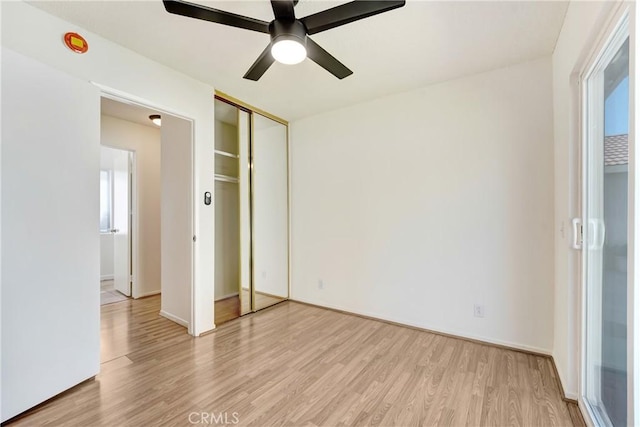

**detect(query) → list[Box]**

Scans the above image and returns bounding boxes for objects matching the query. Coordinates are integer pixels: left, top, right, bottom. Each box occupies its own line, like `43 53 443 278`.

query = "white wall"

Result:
101 115 161 297
551 0 614 398
290 57 555 353
1 1 215 335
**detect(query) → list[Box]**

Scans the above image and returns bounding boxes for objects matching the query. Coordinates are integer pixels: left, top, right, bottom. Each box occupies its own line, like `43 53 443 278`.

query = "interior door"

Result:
1 48 101 422
112 149 132 296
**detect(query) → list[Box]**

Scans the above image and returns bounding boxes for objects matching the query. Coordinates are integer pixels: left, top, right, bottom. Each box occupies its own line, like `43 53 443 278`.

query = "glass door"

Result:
582 17 630 427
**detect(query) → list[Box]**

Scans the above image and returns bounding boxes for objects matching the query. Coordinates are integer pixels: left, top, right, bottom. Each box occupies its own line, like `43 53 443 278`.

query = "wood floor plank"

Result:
7 296 580 426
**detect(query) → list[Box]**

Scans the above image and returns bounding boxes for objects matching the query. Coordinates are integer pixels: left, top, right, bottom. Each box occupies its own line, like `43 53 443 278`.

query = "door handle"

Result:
110 228 120 233
572 218 582 250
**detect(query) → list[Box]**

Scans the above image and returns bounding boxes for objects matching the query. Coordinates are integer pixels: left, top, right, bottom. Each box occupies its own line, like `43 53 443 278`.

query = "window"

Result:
100 169 112 233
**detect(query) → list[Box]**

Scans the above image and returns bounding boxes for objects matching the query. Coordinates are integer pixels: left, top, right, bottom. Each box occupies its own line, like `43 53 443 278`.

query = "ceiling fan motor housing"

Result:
269 20 307 48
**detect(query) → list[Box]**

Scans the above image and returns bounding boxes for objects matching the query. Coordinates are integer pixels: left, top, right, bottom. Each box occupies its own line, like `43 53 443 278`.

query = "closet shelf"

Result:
215 149 239 159
215 174 239 184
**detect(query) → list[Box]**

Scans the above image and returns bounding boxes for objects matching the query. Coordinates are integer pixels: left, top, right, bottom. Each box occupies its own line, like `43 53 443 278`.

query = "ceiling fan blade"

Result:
306 38 353 79
163 0 270 34
301 0 405 35
270 0 296 20
243 44 276 81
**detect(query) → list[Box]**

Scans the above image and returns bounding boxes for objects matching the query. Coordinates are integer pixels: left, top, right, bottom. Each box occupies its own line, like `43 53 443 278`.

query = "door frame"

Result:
576 3 637 426
95 83 197 335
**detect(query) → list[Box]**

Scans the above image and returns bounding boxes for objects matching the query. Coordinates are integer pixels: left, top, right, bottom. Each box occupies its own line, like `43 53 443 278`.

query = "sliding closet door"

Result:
252 113 289 310
238 110 252 315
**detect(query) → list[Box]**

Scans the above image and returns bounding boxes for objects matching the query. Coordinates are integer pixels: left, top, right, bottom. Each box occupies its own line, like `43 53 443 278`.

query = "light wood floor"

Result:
214 289 287 326
215 295 241 325
9 296 583 426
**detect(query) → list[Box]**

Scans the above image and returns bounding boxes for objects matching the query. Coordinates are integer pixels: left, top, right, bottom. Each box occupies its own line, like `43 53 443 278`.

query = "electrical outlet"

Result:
474 304 485 318
318 279 324 290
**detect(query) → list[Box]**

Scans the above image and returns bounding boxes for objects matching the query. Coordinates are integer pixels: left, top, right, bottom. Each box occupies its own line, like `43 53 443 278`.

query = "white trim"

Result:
580 399 597 427
629 3 639 425
135 290 160 299
93 83 194 122
214 292 239 302
159 310 189 328
287 120 292 303
100 275 114 281
556 370 580 401
291 297 552 356
577 3 629 84
189 105 196 337
130 151 139 301
566 391 580 401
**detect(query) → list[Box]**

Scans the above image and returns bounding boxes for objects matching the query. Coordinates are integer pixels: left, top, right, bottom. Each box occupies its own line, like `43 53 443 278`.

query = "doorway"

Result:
100 146 134 305
100 97 162 305
98 95 194 333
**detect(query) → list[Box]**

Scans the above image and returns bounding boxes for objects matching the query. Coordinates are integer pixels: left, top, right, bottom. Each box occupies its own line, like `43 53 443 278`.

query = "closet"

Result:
213 94 289 325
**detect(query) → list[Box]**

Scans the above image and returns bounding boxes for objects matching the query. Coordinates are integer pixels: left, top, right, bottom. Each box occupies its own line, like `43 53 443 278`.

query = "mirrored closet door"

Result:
252 113 289 311
213 95 289 325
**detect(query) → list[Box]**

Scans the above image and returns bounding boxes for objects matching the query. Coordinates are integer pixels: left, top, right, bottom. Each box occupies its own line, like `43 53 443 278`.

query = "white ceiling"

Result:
30 0 569 121
101 97 162 128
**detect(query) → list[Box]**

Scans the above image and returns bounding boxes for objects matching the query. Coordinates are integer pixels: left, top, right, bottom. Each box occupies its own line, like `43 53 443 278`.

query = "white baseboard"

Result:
135 290 160 299
214 292 239 302
290 297 552 356
100 275 114 281
565 391 579 401
552 358 579 401
159 310 189 329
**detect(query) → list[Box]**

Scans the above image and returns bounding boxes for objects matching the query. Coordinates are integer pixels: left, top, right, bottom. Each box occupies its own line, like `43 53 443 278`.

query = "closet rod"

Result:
214 174 239 184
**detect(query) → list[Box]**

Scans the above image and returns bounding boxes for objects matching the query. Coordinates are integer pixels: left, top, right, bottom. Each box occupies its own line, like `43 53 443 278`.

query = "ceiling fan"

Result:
163 0 406 81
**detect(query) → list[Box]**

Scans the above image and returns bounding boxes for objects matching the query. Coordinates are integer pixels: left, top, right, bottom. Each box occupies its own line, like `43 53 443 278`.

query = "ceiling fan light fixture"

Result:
149 114 161 126
163 0 406 80
271 37 306 65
